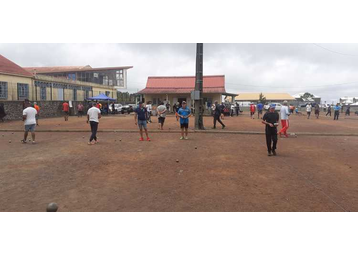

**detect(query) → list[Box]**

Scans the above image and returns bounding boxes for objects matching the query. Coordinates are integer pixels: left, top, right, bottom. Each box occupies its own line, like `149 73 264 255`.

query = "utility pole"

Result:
194 43 205 130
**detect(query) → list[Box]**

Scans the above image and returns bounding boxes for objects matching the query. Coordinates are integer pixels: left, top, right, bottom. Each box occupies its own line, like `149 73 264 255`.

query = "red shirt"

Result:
62 102 69 112
250 105 256 112
34 105 40 113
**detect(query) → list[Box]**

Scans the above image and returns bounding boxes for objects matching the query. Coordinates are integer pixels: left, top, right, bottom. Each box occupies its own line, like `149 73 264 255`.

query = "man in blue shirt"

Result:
177 101 191 140
134 102 151 141
257 102 264 119
333 103 341 120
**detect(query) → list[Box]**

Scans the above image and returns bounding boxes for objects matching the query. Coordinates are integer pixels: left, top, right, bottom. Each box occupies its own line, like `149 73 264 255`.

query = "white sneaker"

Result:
184 137 189 140
180 137 184 140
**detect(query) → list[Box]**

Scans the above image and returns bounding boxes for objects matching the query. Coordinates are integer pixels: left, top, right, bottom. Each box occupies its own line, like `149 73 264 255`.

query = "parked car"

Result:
121 104 134 114
264 103 283 111
111 104 122 113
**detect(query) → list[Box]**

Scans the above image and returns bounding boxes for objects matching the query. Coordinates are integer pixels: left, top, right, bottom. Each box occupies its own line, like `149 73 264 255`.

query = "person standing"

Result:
87 103 101 145
230 103 235 117
22 99 37 144
306 103 312 119
334 103 341 120
212 101 225 129
250 103 256 119
62 101 69 121
314 104 320 119
166 102 170 112
156 102 167 130
235 102 240 116
278 100 290 138
77 103 84 117
257 102 263 119
135 102 150 141
177 101 191 140
262 105 280 156
326 105 332 116
111 102 116 114
33 102 40 126
146 102 152 123
0 103 6 122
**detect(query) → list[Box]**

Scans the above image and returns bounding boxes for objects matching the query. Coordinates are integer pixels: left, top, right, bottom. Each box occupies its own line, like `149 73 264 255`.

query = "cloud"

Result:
1 43 358 102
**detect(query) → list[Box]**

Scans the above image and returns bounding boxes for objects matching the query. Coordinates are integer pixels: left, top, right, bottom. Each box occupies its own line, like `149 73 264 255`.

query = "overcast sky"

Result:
1 43 358 103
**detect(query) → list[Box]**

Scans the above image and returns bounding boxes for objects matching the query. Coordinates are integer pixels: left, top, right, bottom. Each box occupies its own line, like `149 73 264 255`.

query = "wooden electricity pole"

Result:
194 43 205 130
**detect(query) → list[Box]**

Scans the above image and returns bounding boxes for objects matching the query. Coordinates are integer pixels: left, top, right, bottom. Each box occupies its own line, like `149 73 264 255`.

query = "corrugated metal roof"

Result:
235 93 295 101
138 75 226 94
24 65 133 74
0 55 33 77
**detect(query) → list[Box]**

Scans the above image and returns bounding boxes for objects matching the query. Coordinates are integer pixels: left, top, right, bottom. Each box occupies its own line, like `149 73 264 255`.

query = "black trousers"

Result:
235 109 239 116
213 115 225 128
326 110 331 116
334 111 339 120
266 132 277 152
90 121 98 142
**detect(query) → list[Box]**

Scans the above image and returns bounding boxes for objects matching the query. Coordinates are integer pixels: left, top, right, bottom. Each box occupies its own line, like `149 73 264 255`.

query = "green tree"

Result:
301 92 314 100
259 92 267 104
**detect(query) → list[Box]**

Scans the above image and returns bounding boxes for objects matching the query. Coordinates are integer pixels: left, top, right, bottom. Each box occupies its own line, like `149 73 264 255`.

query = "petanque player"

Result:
314 104 320 119
135 102 151 141
326 104 332 116
278 100 290 138
250 103 256 119
257 102 264 119
212 100 225 129
262 104 279 156
33 102 40 126
62 101 69 121
333 103 341 120
156 101 167 130
87 102 101 145
22 99 37 144
306 103 312 119
178 101 191 140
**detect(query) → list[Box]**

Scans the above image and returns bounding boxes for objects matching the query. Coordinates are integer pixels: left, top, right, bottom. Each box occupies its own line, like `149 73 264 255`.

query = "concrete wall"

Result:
1 101 91 120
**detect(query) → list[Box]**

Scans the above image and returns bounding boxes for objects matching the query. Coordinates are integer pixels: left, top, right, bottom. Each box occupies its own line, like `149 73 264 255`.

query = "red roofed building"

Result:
138 75 236 110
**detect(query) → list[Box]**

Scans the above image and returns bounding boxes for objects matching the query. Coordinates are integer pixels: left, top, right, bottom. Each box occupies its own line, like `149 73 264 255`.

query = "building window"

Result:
105 91 110 96
85 90 89 99
40 87 47 100
58 88 64 100
73 89 77 101
0 81 8 99
17 83 29 100
103 76 108 85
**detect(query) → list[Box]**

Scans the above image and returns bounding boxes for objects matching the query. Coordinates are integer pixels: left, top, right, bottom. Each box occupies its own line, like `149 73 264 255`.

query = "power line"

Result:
312 43 358 57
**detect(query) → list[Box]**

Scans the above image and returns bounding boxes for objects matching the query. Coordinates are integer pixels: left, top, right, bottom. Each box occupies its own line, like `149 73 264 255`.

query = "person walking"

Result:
212 101 225 129
250 103 256 119
22 99 37 144
0 103 6 122
278 101 290 138
257 102 263 119
135 102 150 141
345 105 351 116
235 102 240 116
314 104 320 119
156 102 167 130
306 103 312 119
77 103 84 117
177 101 191 140
334 103 341 120
33 102 40 126
262 104 280 156
326 105 332 116
87 102 101 145
62 101 69 121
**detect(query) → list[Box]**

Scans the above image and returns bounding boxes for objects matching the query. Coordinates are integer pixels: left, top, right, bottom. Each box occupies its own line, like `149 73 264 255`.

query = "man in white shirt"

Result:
156 102 167 130
22 99 37 144
306 103 312 119
146 102 152 123
87 102 102 145
278 101 290 138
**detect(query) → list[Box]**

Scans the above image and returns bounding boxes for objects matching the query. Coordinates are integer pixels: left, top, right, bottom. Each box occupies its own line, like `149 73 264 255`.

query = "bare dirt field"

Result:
0 112 357 212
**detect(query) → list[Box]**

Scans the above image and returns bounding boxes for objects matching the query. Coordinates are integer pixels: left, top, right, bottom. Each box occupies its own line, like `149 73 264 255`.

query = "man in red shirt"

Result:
250 103 256 119
62 101 69 121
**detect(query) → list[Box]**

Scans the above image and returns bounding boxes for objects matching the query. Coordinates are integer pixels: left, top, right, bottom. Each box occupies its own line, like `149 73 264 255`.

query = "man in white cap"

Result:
278 100 290 138
262 104 280 156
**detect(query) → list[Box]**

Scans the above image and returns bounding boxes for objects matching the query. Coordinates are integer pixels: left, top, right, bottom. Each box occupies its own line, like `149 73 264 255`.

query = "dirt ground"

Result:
0 112 357 212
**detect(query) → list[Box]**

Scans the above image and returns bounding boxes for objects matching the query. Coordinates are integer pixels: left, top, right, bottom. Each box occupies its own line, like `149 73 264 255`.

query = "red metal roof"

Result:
138 75 226 94
0 55 33 77
24 65 133 74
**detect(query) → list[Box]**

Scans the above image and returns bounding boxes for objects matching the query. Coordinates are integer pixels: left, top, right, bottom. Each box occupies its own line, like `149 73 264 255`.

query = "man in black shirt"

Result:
262 104 280 156
212 101 226 129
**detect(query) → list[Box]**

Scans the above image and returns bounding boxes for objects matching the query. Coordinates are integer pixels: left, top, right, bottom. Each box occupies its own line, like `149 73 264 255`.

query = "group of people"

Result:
306 103 342 120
